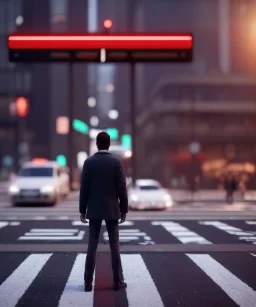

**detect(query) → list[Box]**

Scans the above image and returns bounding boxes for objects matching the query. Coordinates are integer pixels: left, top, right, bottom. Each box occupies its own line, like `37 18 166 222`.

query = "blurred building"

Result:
1 0 256 189
135 0 256 189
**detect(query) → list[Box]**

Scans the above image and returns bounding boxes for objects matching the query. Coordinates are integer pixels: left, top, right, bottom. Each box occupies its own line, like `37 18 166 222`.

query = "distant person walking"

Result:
224 175 237 204
79 132 128 292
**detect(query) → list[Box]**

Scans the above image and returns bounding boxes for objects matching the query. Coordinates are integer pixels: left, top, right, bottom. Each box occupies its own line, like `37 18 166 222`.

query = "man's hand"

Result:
80 214 88 224
119 213 126 224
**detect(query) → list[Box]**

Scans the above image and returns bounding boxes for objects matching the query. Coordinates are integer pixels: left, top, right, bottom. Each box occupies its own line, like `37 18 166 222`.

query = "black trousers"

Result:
84 219 123 284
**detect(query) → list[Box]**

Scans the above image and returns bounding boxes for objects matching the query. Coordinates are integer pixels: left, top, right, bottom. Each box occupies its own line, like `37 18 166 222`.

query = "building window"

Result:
50 0 67 31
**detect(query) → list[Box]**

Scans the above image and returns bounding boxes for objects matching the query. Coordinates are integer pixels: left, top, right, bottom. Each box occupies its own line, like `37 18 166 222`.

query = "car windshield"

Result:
19 167 53 177
138 185 159 190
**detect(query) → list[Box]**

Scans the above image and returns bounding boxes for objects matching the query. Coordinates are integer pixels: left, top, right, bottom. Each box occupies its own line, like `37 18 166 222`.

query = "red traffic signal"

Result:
103 19 112 29
16 97 29 117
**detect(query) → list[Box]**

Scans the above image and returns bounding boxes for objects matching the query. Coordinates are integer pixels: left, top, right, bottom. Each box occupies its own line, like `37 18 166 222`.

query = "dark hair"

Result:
96 132 110 150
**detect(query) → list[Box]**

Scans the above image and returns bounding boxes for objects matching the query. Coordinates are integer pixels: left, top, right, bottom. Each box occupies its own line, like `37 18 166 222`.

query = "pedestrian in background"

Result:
79 132 128 292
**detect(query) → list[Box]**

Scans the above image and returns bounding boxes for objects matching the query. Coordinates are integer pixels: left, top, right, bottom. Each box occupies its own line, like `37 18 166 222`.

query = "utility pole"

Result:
67 63 74 190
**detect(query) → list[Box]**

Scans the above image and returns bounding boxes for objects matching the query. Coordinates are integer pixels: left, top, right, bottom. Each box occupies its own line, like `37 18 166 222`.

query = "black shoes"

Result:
84 282 92 292
113 281 127 291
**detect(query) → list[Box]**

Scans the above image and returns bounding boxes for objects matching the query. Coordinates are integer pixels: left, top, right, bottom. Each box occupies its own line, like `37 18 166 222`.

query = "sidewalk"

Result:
0 181 8 195
169 189 256 203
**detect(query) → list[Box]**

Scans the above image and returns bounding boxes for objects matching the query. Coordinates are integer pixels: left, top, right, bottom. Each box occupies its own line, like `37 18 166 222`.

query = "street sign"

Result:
56 116 69 134
8 33 193 63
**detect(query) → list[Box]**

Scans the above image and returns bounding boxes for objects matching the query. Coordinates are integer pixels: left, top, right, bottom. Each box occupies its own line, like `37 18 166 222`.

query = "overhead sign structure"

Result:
8 33 193 63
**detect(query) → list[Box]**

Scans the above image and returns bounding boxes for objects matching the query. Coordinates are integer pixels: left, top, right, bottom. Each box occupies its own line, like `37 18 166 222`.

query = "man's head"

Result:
96 132 110 150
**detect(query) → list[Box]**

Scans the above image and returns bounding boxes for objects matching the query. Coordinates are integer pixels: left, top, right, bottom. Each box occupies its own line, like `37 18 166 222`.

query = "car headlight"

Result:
41 185 55 193
9 185 20 194
164 194 173 206
130 194 139 202
163 194 171 201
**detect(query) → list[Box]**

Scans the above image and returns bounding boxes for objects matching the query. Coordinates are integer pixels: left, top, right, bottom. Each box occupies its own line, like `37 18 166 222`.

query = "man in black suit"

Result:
79 132 128 292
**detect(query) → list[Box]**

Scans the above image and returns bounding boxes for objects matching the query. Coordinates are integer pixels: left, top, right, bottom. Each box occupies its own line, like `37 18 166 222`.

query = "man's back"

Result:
79 132 128 292
79 152 128 220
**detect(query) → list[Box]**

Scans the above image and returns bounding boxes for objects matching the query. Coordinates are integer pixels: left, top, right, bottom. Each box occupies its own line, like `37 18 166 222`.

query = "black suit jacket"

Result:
79 151 128 220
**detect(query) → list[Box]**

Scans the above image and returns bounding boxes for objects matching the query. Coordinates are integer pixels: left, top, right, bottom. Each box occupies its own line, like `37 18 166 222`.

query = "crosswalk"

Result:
0 219 255 245
0 253 255 306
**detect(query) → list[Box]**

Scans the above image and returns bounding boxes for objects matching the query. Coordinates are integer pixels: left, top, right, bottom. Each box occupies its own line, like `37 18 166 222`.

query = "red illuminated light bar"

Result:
8 34 193 50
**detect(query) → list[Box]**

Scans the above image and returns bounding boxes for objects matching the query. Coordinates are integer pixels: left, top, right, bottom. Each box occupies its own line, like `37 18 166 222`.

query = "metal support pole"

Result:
130 62 137 187
68 63 74 190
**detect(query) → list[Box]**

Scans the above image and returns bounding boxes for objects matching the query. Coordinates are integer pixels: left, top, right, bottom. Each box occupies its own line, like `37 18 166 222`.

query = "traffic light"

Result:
121 134 131 148
107 128 118 140
73 119 88 134
104 19 112 29
56 155 67 166
16 97 29 117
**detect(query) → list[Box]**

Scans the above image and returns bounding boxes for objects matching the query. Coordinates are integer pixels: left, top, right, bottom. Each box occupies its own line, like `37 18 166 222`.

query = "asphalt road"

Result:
0 252 255 307
0 192 256 306
0 219 256 246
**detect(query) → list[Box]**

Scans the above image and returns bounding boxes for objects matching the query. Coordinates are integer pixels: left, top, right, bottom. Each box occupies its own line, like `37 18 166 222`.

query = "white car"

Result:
8 161 70 206
128 179 173 210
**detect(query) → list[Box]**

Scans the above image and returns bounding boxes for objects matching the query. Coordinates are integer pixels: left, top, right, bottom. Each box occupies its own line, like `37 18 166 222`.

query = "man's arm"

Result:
115 159 128 214
79 160 90 215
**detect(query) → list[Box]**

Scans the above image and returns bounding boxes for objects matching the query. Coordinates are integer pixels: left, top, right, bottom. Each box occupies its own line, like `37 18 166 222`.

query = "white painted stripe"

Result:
34 216 47 220
9 222 20 226
121 254 164 306
30 228 78 233
72 221 134 226
0 222 8 229
251 253 256 257
200 221 256 242
58 254 94 307
187 254 256 307
246 221 256 225
0 253 52 307
23 233 79 236
105 236 142 241
152 221 211 244
19 231 85 241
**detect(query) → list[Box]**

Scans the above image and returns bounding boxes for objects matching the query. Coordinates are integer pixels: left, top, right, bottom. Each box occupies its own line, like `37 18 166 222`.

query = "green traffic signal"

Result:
73 119 88 134
56 154 67 166
121 134 131 148
107 128 119 140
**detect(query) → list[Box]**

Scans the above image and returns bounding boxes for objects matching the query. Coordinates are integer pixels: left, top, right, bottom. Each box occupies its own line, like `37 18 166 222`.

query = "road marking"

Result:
200 221 256 244
0 221 9 229
152 221 211 244
72 220 134 226
251 253 256 258
187 254 256 307
30 229 78 232
246 221 256 225
34 216 47 220
18 228 85 241
58 254 94 307
121 254 164 307
9 221 20 226
103 229 154 244
0 253 52 307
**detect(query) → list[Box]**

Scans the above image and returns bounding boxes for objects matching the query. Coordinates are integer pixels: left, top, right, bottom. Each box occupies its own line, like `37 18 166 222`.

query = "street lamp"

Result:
108 109 119 120
16 16 24 26
87 97 96 108
90 116 99 127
